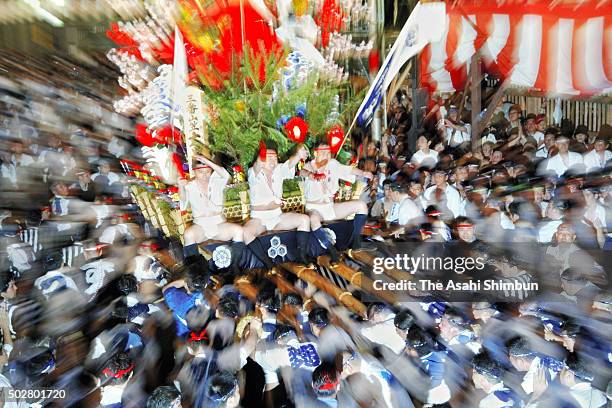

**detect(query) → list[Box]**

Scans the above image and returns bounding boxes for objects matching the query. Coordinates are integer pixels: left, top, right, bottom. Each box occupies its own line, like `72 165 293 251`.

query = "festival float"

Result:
106 0 377 297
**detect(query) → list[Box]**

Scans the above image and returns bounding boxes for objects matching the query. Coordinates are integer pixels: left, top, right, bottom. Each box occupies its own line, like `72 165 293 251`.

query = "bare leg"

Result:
332 200 368 220
307 209 339 262
208 222 246 275
243 218 274 269
308 211 323 231
182 224 209 272
275 212 310 232
211 222 244 242
243 218 266 245
333 200 368 250
184 224 206 246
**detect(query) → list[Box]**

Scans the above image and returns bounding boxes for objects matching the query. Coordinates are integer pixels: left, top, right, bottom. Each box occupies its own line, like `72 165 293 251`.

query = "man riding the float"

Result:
178 155 245 274
243 141 312 269
301 142 373 258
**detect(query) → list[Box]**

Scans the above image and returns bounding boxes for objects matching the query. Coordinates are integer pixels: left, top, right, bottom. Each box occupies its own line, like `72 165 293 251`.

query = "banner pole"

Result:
335 111 360 157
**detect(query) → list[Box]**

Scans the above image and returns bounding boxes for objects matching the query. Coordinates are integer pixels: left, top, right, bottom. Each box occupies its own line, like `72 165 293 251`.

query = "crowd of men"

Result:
0 53 610 407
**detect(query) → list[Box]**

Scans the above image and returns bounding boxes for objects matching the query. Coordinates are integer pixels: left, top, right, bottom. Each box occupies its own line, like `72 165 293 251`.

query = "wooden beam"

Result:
470 54 481 151
408 56 420 150
280 262 367 318
476 78 511 139
450 75 471 145
234 275 259 303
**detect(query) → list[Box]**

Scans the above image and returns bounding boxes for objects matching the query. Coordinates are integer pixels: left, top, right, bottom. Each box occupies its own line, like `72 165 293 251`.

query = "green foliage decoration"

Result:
195 44 362 168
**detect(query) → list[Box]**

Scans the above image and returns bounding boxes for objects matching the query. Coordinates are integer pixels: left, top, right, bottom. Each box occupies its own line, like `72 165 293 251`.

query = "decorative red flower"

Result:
285 117 308 143
155 126 181 145
135 124 155 147
326 125 344 154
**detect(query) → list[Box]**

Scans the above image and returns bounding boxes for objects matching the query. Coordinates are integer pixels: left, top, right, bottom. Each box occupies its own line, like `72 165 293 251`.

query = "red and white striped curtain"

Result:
419 1 611 97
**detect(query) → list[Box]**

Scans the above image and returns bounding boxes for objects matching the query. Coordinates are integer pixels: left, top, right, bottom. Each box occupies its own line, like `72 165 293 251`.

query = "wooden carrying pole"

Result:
346 249 416 283
476 78 511 137
266 270 320 313
234 276 259 303
266 269 298 295
317 256 398 305
281 263 367 318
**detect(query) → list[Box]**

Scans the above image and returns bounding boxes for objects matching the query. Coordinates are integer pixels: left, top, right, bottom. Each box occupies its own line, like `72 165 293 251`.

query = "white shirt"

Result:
535 146 549 158
50 196 70 216
82 259 116 298
99 224 131 244
423 184 466 218
34 270 79 299
543 152 584 177
397 197 424 226
499 212 515 230
410 149 439 168
357 356 396 408
60 155 77 177
91 204 112 228
92 171 121 185
530 131 544 145
589 204 608 231
445 124 471 147
248 161 295 206
360 319 405 354
481 133 497 145
108 137 128 158
521 357 558 395
583 149 612 172
11 153 34 167
568 382 607 408
479 382 515 408
304 159 353 204
100 383 129 407
1 154 34 185
6 242 34 273
537 219 563 243
254 339 320 384
185 169 230 218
